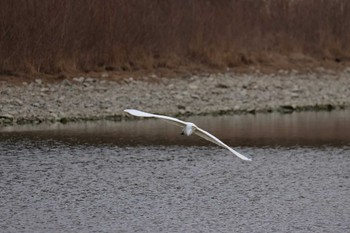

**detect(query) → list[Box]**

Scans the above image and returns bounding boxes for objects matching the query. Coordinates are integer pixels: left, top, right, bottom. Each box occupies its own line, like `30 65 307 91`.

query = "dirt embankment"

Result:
1 1 350 126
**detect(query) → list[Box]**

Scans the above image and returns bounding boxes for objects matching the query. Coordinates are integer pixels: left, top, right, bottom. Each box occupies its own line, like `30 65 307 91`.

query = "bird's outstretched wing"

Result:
124 109 186 127
194 126 252 161
124 109 252 161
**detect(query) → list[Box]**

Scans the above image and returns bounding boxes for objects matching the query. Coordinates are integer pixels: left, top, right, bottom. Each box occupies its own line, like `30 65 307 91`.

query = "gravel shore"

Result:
1 70 350 126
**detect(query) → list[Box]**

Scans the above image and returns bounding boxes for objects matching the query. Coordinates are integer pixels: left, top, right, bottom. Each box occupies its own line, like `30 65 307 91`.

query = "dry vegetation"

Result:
1 0 350 76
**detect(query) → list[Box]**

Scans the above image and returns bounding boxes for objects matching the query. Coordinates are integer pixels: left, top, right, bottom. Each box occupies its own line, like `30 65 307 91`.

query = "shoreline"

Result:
1 70 350 127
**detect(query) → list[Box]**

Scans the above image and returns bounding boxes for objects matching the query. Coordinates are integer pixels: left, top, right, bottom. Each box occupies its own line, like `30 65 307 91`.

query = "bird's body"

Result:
124 109 252 161
182 122 196 136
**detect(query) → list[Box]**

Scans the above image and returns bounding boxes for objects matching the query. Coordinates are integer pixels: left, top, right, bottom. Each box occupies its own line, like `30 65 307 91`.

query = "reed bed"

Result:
1 0 350 75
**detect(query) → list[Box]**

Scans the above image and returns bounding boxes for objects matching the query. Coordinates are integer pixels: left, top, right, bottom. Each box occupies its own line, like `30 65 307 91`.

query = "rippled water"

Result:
1 111 350 232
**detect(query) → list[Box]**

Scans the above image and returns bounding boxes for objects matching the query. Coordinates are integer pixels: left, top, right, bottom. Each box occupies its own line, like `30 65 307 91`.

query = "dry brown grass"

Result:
1 0 350 76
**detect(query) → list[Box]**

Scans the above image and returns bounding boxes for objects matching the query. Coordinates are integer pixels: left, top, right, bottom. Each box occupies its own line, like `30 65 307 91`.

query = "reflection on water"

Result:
1 110 350 147
0 111 350 232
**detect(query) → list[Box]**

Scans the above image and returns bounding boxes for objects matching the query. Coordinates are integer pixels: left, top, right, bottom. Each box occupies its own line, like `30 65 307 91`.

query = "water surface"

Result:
0 111 349 232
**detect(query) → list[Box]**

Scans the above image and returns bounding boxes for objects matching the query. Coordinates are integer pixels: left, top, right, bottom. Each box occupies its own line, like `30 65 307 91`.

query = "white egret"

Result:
124 109 252 161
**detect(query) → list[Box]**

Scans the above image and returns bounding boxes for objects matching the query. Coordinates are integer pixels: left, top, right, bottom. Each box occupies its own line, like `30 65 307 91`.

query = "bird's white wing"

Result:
124 109 186 127
124 109 251 161
194 126 252 161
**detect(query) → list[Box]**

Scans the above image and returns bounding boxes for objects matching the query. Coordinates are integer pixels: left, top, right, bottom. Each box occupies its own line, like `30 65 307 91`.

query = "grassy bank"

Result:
1 0 350 76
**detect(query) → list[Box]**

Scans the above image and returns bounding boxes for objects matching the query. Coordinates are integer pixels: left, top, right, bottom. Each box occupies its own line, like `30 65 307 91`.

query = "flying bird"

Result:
124 109 252 161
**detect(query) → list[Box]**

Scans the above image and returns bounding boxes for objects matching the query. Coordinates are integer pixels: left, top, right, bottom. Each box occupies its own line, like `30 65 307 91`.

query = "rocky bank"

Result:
0 70 350 126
